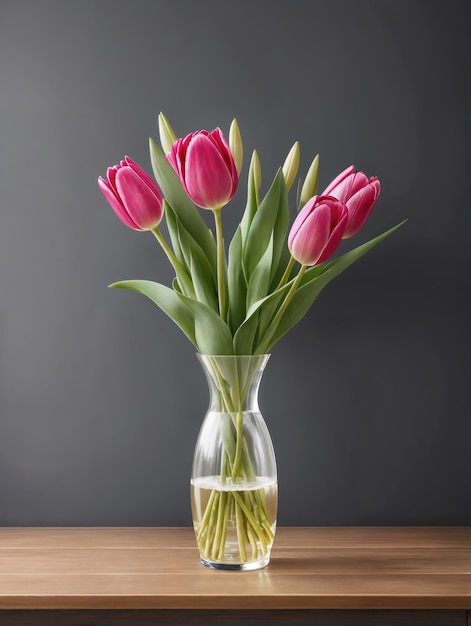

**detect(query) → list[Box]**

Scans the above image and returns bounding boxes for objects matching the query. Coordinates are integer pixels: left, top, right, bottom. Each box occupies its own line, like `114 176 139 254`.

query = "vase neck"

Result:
197 354 270 414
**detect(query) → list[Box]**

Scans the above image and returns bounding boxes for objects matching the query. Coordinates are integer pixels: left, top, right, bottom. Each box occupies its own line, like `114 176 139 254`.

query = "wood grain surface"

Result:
0 527 470 610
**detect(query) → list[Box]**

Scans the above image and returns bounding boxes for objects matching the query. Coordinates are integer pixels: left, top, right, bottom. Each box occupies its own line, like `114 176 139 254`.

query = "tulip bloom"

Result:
98 157 164 231
167 128 238 210
323 165 380 238
288 196 348 266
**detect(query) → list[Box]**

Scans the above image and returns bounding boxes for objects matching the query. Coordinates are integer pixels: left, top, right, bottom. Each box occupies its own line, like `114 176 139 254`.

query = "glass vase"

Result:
191 354 277 570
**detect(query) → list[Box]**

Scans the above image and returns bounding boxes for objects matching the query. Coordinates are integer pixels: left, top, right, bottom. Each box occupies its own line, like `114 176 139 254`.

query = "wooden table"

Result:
0 527 470 625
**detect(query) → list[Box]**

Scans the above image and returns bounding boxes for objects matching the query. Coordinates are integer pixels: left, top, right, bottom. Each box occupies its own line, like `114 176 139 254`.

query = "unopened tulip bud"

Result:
229 118 243 175
300 154 319 206
282 141 300 191
249 149 261 193
158 112 178 154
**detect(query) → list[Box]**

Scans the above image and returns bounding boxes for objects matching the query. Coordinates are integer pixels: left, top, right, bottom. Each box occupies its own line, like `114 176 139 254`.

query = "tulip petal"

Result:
115 167 163 230
125 156 163 201
288 196 317 249
210 128 238 188
349 172 369 196
185 134 234 209
325 171 367 204
322 165 355 196
98 176 141 230
178 135 192 175
290 204 331 265
106 166 119 192
166 141 180 174
317 204 348 263
343 184 377 238
370 177 381 200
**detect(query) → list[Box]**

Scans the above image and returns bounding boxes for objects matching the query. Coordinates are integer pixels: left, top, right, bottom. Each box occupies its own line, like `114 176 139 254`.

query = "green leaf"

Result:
176 292 234 355
246 235 273 312
261 221 406 351
179 223 217 293
256 285 286 341
246 279 289 320
234 274 298 355
268 175 289 285
269 241 292 292
149 138 217 271
163 203 217 310
233 221 405 355
255 260 330 344
190 253 218 311
233 311 260 355
227 226 247 333
162 199 188 271
109 279 196 346
244 169 285 277
239 153 259 244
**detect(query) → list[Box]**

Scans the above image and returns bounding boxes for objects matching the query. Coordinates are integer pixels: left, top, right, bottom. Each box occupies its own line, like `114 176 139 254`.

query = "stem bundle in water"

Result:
192 476 276 564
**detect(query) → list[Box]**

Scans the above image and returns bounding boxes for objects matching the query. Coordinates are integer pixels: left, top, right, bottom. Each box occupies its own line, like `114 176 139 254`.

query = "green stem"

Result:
212 207 226 321
208 357 235 413
233 491 268 551
196 489 217 539
247 526 258 559
204 494 219 557
276 256 296 291
231 411 244 481
218 495 233 559
212 491 227 558
151 227 194 295
256 264 307 354
235 501 248 562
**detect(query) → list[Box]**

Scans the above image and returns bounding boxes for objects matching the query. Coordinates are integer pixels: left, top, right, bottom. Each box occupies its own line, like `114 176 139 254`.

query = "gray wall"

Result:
0 0 469 526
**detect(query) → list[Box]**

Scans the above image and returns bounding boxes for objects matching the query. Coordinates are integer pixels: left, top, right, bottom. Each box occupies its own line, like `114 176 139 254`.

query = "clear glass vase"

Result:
191 354 277 570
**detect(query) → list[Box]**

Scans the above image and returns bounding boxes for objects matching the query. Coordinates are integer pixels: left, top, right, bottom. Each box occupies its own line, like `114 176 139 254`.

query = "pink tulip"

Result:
167 128 238 210
323 165 380 238
98 156 164 231
288 196 348 266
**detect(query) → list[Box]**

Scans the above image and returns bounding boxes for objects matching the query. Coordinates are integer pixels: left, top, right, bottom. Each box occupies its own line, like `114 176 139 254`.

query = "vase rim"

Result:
196 353 271 358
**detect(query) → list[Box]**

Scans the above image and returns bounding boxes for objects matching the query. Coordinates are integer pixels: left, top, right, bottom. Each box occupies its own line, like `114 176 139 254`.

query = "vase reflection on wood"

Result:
191 354 277 570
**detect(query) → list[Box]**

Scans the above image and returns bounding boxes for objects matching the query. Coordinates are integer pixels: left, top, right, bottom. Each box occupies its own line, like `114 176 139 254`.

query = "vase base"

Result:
200 554 270 571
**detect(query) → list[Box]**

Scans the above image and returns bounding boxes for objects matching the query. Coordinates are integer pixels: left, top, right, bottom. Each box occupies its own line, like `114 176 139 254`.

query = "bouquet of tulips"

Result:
98 114 401 565
99 114 398 356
